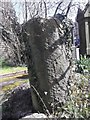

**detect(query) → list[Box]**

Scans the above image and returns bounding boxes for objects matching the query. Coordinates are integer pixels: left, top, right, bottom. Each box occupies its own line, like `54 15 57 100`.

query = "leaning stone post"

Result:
23 17 71 114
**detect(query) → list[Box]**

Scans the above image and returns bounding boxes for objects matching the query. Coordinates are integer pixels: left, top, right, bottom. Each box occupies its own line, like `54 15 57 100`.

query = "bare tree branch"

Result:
54 1 63 17
65 0 73 17
25 0 27 22
43 0 47 18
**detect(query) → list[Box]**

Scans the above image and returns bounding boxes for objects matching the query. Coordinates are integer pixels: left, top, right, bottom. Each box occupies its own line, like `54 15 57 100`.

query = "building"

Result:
84 2 90 56
76 2 90 56
72 22 80 61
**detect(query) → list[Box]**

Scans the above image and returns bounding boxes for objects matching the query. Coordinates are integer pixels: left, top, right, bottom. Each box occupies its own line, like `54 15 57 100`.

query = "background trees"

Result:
1 0 89 118
0 2 24 66
0 0 87 66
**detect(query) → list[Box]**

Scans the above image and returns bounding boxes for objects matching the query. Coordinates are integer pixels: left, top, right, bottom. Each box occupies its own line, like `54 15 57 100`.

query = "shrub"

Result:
61 74 90 118
55 56 90 118
0 58 8 68
76 56 90 74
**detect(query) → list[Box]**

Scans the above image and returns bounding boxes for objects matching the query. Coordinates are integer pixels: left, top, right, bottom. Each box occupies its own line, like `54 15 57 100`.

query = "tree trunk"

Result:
22 17 71 114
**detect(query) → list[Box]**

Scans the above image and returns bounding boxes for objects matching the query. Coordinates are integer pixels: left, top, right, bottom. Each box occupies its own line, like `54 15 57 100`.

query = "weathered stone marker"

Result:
23 17 71 114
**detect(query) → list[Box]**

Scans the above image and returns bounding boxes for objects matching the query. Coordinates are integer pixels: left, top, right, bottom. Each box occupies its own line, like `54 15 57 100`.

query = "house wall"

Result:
76 9 86 56
84 5 90 55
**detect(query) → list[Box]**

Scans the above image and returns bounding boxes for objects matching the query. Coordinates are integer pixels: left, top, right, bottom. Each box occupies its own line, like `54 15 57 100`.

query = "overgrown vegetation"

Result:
76 56 90 74
57 57 90 118
49 57 90 118
0 59 10 68
61 74 90 118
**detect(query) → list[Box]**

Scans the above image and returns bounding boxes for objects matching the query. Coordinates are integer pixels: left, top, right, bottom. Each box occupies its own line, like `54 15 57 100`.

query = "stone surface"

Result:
23 17 72 112
20 113 47 119
2 84 33 120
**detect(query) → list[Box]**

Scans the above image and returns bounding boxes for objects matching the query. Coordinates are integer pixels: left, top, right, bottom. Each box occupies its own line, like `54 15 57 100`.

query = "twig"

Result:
43 0 47 19
65 0 73 17
54 1 63 17
31 85 50 116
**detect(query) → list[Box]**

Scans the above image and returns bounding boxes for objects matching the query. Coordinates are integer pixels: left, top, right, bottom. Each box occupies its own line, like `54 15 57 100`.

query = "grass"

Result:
0 66 27 75
0 66 28 83
0 73 28 83
2 79 29 92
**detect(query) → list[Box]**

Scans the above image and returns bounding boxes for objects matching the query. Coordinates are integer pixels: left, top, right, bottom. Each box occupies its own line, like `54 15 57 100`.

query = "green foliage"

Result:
76 56 90 73
49 77 90 118
61 75 90 118
0 66 27 75
0 58 9 68
55 57 90 118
